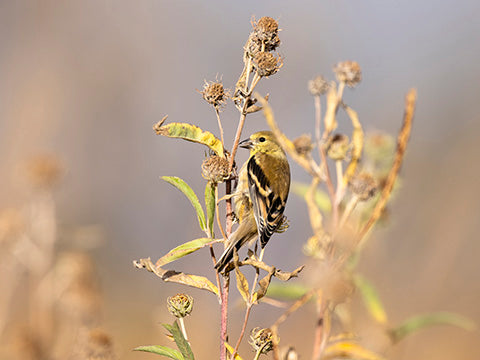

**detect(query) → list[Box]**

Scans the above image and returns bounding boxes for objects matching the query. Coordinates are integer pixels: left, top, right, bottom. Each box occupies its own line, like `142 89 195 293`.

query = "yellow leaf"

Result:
235 266 250 303
225 342 244 360
324 342 385 360
354 274 388 324
154 122 225 157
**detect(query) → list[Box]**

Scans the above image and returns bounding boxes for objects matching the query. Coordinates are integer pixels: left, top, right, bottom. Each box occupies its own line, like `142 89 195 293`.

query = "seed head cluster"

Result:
253 51 283 77
326 134 350 161
201 81 229 108
334 61 362 88
167 293 194 318
201 155 230 183
249 327 274 354
293 134 313 156
349 172 378 201
308 75 330 96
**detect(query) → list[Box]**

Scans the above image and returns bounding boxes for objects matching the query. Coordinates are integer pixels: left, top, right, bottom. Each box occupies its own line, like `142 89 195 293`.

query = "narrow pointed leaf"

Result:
235 266 250 303
155 238 218 267
134 345 184 360
324 342 385 360
154 122 224 157
205 182 216 238
163 322 194 360
389 312 476 343
254 268 275 302
354 274 388 324
162 176 206 231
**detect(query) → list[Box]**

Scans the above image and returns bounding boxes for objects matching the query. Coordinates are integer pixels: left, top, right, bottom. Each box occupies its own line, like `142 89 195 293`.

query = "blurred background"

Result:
0 1 479 359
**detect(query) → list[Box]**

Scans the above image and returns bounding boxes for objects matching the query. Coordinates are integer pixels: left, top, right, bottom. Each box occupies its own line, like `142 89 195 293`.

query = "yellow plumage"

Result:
215 131 290 271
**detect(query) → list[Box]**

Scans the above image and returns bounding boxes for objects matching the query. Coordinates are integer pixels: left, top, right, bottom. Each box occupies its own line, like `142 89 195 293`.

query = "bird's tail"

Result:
214 215 257 272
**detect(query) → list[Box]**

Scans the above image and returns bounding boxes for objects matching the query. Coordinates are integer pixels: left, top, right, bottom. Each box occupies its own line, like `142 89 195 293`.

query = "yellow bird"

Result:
215 131 291 271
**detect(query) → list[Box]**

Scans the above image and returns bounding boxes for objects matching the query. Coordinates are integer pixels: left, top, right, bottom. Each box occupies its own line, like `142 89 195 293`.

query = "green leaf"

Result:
266 282 310 300
162 176 206 231
291 181 331 213
205 182 216 238
353 274 388 324
163 322 195 360
134 345 184 360
155 238 216 267
390 312 476 343
154 122 225 157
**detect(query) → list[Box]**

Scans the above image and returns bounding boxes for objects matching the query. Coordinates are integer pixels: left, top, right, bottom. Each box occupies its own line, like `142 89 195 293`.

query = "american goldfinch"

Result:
215 131 290 271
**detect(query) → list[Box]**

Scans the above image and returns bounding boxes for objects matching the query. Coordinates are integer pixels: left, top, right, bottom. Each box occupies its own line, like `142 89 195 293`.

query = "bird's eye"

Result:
259 137 266 142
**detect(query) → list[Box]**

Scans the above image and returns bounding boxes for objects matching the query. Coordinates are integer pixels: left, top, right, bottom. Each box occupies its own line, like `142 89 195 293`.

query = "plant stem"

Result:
314 95 323 161
179 317 189 342
215 108 225 146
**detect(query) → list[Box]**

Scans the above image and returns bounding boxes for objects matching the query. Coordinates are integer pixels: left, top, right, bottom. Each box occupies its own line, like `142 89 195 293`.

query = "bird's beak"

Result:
239 138 253 149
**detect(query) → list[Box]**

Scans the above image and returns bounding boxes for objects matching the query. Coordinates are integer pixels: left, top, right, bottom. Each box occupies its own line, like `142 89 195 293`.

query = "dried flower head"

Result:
25 154 63 189
249 327 274 354
308 75 330 96
167 293 193 318
293 134 313 156
253 52 283 77
333 61 362 87
349 173 378 201
201 80 229 108
254 17 279 40
326 133 350 160
201 155 230 183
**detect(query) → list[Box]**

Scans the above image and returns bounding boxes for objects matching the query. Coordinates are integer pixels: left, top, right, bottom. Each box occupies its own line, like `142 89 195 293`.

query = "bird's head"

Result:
239 131 283 155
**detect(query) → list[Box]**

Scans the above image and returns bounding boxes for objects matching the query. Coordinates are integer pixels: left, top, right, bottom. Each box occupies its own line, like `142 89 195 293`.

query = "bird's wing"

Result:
247 155 285 247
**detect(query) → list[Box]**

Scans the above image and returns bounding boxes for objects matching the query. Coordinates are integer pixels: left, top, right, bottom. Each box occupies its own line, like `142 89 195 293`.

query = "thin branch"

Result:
215 108 225 146
357 88 417 244
272 289 316 329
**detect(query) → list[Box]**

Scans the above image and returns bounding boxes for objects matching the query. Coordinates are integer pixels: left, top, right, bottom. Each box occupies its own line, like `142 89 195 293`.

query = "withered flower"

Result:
249 327 274 354
293 134 313 156
253 52 283 77
333 61 362 87
167 293 193 318
349 173 378 201
308 75 330 96
201 81 229 109
201 155 230 183
326 134 350 160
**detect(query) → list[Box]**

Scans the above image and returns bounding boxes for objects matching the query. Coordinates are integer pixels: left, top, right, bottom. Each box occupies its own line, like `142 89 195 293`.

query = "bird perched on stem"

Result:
215 131 290 272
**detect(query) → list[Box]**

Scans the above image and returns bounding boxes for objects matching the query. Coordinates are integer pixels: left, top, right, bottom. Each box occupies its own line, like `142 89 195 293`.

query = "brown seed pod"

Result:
201 81 229 108
252 52 283 77
293 134 313 156
308 75 330 96
201 155 230 183
249 327 274 354
349 172 378 201
326 133 350 160
333 61 362 87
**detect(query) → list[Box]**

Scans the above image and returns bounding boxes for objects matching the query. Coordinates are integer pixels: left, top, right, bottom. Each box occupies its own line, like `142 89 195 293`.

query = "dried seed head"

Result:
254 17 279 40
349 173 378 201
25 154 63 189
167 293 193 318
284 347 298 360
326 134 350 160
333 61 362 87
83 329 115 360
201 81 229 108
201 155 230 183
293 134 313 156
253 52 282 77
249 327 274 354
308 75 330 96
